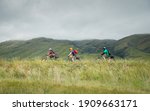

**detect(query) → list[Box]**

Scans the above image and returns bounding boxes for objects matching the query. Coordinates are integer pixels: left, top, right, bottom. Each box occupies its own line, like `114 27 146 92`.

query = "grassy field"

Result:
0 58 150 94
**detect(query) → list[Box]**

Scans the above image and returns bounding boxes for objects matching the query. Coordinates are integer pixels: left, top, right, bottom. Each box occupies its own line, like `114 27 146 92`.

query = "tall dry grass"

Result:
0 58 149 93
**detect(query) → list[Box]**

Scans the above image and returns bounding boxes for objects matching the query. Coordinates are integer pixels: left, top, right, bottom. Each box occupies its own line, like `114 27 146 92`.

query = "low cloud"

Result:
0 0 150 42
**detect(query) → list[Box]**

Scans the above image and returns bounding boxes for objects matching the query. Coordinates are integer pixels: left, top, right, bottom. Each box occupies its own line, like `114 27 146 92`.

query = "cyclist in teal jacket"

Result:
101 47 111 60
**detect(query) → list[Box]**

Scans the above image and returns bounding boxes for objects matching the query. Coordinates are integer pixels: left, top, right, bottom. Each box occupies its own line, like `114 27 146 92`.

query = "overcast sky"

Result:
0 0 150 42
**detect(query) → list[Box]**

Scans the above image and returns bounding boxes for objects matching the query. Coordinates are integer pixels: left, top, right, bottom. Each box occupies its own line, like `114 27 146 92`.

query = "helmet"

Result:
103 47 106 50
69 48 73 51
49 48 52 50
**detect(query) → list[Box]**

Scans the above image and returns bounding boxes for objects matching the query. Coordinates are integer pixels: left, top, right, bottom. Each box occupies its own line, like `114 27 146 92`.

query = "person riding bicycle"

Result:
101 47 111 60
68 48 77 62
47 48 57 59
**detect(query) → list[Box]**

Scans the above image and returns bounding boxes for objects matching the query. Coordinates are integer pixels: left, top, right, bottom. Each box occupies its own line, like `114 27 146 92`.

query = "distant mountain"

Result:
113 34 150 58
0 37 116 59
72 39 116 53
0 37 74 58
0 34 150 59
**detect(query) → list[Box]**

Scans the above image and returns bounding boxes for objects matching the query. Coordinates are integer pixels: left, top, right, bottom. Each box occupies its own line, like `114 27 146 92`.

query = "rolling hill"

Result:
0 34 150 59
0 37 116 59
0 37 74 59
113 34 150 58
73 39 116 54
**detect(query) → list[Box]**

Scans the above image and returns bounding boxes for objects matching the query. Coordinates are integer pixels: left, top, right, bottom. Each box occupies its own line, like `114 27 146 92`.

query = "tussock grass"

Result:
0 59 149 94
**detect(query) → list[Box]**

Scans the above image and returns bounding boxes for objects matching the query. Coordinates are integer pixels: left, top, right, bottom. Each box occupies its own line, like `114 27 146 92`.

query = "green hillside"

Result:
0 38 116 59
73 39 116 54
113 34 150 58
0 34 150 59
0 37 75 59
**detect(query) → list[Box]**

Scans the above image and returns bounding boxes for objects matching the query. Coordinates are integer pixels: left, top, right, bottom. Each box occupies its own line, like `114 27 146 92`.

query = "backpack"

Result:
74 50 78 54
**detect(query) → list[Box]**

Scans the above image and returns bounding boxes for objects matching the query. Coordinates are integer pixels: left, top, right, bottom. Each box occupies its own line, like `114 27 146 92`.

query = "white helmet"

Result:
49 48 52 50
